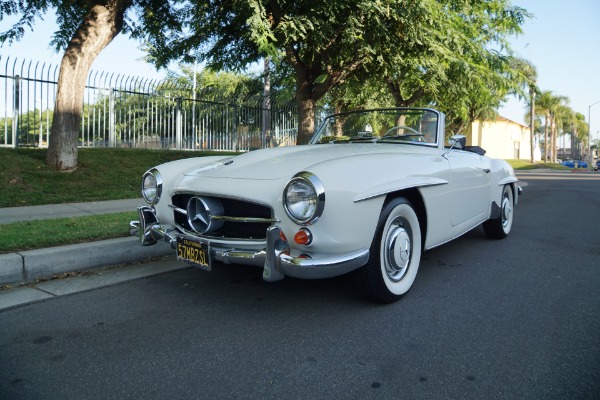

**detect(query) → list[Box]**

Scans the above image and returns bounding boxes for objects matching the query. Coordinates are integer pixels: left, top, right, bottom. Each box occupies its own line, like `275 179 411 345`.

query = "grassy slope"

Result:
0 148 237 207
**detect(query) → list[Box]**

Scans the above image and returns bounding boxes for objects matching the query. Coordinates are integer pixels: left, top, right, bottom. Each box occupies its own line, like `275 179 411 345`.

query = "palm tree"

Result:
535 91 568 162
565 112 589 160
550 96 569 162
556 105 575 159
535 91 553 162
510 57 538 162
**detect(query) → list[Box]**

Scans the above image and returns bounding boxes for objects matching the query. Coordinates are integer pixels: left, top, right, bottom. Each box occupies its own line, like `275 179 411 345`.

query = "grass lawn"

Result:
506 159 570 170
0 147 238 207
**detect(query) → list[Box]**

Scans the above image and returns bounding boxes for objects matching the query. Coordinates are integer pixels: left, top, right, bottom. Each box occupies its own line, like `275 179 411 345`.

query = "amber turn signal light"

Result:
294 228 312 245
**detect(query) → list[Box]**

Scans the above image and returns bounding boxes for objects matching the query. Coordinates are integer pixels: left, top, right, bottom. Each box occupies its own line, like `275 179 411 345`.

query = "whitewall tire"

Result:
357 197 422 303
483 185 514 239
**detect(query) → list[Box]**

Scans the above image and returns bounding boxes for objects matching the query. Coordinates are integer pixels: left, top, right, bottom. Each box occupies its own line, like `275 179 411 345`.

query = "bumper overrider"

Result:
129 206 369 282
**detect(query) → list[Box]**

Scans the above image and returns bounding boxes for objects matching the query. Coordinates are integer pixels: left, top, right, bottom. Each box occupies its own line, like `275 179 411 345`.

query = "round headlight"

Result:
283 172 325 225
142 169 162 205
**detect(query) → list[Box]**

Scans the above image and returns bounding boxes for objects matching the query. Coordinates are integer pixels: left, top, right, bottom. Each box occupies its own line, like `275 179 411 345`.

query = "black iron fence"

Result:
0 56 298 151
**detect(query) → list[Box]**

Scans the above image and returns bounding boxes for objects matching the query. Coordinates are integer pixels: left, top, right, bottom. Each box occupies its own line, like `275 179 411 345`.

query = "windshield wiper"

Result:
380 133 424 139
325 136 376 143
375 133 424 143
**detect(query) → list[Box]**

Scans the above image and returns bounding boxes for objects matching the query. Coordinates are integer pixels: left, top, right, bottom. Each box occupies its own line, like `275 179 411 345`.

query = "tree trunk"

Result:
529 88 535 163
262 57 272 147
295 76 316 144
543 114 549 162
551 117 557 162
297 97 316 145
46 0 131 171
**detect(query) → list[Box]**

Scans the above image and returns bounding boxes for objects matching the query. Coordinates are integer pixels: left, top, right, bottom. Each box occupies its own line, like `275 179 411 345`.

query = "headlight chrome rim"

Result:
283 172 325 225
142 168 163 205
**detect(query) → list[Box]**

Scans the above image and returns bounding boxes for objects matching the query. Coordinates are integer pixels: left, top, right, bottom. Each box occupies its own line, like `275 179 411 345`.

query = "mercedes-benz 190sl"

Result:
130 108 520 303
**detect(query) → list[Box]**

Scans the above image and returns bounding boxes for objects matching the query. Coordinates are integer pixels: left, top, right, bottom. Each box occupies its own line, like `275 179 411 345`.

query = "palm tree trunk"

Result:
551 117 558 162
544 114 550 162
529 88 535 163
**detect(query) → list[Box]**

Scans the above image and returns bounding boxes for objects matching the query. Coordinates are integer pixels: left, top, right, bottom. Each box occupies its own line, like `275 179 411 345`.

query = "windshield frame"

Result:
309 108 445 149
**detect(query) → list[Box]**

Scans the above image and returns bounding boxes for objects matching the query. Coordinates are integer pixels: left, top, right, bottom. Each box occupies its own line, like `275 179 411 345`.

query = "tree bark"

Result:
543 113 549 162
296 93 316 145
529 88 535 163
551 117 557 162
46 0 131 171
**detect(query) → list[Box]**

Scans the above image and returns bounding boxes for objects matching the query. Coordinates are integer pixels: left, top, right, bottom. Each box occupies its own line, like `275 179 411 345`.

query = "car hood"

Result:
184 144 434 180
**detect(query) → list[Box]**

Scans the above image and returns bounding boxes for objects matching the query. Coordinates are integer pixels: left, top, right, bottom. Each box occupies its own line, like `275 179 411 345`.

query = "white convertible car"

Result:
131 108 520 302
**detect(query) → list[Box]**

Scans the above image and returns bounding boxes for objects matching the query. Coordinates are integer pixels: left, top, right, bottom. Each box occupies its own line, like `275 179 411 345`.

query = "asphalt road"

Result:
1 170 599 399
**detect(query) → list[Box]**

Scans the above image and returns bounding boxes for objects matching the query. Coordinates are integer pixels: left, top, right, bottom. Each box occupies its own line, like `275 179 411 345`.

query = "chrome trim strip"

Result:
175 224 268 245
168 204 187 215
354 179 447 202
210 215 280 223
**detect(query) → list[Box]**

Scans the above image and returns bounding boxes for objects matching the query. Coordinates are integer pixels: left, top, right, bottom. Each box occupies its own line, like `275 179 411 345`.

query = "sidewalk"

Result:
0 198 144 224
0 199 174 288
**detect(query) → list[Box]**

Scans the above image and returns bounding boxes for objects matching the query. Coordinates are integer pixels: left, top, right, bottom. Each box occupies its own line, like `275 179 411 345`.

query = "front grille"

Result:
172 193 273 240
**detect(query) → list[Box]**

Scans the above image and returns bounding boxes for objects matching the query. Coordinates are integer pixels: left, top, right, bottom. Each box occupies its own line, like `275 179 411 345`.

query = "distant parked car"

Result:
561 159 588 169
131 107 521 303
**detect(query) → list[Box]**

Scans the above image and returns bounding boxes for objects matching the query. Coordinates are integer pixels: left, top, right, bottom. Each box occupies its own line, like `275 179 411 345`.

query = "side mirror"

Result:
449 135 466 150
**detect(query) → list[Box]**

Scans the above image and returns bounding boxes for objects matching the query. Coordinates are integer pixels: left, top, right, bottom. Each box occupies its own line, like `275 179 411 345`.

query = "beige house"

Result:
465 116 532 160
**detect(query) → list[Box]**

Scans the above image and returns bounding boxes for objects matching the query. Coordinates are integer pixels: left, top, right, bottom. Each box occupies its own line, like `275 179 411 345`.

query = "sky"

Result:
1 0 600 142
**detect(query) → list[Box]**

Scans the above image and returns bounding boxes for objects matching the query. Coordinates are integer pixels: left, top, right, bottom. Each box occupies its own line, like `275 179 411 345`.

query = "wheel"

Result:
357 197 422 303
483 185 513 239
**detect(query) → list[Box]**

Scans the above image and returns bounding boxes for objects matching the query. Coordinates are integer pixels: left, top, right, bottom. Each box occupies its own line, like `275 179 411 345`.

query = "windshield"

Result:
310 108 441 147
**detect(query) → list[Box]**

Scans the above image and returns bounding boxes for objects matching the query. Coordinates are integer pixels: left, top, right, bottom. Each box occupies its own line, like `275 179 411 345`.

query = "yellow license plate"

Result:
176 236 211 271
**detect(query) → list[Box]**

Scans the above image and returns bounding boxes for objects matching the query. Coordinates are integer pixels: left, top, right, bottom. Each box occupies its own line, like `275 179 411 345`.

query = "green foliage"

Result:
241 0 530 137
0 0 54 45
2 0 535 147
0 109 53 146
1 0 185 53
164 66 264 102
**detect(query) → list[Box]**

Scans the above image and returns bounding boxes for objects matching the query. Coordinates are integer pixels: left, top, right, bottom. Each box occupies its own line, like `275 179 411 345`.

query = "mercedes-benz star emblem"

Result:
186 196 224 234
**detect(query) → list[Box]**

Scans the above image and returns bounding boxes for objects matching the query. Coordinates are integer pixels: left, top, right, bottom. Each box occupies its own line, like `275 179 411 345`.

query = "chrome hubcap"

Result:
384 218 411 282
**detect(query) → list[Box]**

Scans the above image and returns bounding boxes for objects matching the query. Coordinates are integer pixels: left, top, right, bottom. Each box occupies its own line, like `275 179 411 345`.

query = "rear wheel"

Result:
357 197 422 303
483 185 513 239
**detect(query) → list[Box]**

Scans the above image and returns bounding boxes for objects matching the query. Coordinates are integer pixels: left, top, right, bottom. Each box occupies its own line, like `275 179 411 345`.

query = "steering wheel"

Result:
384 125 422 136
383 125 424 141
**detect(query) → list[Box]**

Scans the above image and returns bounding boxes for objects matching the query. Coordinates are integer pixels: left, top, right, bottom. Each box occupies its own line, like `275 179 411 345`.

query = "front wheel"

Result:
357 197 422 303
483 185 514 239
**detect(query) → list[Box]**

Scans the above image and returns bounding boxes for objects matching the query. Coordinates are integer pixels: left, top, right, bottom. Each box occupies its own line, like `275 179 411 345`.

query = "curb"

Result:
0 237 172 286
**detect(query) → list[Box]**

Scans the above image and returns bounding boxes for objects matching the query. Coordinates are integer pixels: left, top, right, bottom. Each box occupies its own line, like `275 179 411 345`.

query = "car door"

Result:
445 149 491 229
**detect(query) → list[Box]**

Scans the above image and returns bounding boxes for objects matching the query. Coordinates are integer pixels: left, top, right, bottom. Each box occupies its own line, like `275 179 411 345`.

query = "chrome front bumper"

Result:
130 206 369 282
